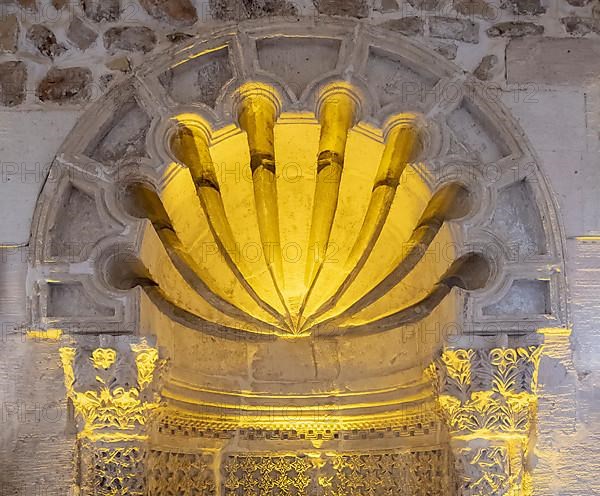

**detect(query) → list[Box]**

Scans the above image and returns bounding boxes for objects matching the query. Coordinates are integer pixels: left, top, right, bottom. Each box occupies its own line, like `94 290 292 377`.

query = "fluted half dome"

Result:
117 82 488 337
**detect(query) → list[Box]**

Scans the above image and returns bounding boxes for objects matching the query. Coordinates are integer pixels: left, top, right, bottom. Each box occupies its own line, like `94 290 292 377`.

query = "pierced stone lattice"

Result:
323 451 447 496
146 450 216 495
223 449 448 496
224 455 313 495
88 445 145 496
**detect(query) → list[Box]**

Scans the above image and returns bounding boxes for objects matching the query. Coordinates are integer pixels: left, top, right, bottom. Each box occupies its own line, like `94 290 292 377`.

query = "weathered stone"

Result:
565 0 590 6
99 73 114 88
487 21 544 37
208 0 232 19
473 54 498 80
507 37 600 85
104 26 156 53
52 0 68 8
454 0 496 19
37 67 92 103
0 61 27 107
432 40 458 59
17 0 36 10
138 0 198 25
379 17 424 36
0 14 19 54
27 25 66 58
67 17 97 50
510 0 545 15
406 0 441 11
561 17 600 36
82 0 120 22
313 0 369 18
244 0 298 18
106 56 131 72
166 32 194 43
429 17 479 43
209 0 298 20
375 0 399 12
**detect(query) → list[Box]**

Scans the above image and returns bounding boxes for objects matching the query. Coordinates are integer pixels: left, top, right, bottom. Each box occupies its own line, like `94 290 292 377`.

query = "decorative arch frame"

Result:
28 17 567 496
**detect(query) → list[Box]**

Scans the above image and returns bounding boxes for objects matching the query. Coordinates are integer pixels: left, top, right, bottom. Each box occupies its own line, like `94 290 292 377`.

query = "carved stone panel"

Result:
223 449 450 496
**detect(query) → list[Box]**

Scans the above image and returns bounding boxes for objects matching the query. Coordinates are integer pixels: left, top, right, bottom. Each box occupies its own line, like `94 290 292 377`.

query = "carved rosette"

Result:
430 346 542 496
59 341 162 495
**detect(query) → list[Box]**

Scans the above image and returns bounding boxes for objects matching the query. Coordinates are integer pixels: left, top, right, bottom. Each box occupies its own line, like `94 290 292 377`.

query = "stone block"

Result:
487 21 544 37
104 26 157 53
0 61 26 107
139 0 198 25
453 0 495 19
473 54 498 80
379 17 424 36
27 24 66 58
37 67 92 103
561 17 600 36
406 0 441 10
209 0 299 20
82 0 120 22
510 0 545 14
314 0 369 18
507 38 600 85
0 14 19 54
429 16 479 43
431 40 458 59
67 17 98 50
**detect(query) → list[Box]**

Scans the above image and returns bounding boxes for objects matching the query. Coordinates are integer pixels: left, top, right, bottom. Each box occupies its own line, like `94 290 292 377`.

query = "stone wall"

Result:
0 1 599 495
0 0 598 244
0 0 598 113
0 0 598 243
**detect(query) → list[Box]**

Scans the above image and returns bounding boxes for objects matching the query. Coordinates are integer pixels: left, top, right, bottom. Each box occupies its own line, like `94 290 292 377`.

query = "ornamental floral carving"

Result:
453 440 532 496
430 345 542 496
223 450 449 496
146 450 216 495
85 445 146 496
59 342 161 441
431 346 542 436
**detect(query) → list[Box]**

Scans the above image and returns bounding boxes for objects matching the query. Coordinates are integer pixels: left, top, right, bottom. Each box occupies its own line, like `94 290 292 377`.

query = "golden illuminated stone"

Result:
129 81 485 338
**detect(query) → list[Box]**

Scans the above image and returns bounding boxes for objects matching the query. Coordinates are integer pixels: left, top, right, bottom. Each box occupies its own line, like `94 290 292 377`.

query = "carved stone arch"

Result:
29 17 566 496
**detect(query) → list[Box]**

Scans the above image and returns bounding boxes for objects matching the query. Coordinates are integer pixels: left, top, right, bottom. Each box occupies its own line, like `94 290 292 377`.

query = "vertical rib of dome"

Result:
169 116 290 330
334 252 490 334
301 115 421 331
300 84 360 325
236 84 292 329
313 182 473 330
122 181 286 332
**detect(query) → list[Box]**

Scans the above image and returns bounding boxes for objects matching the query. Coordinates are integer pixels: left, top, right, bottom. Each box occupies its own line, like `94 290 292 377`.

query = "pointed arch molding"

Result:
28 17 567 496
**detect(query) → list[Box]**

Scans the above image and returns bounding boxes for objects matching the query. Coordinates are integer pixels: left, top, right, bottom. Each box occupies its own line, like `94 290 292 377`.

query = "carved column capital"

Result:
430 345 542 438
59 339 163 495
429 345 542 496
60 340 161 441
